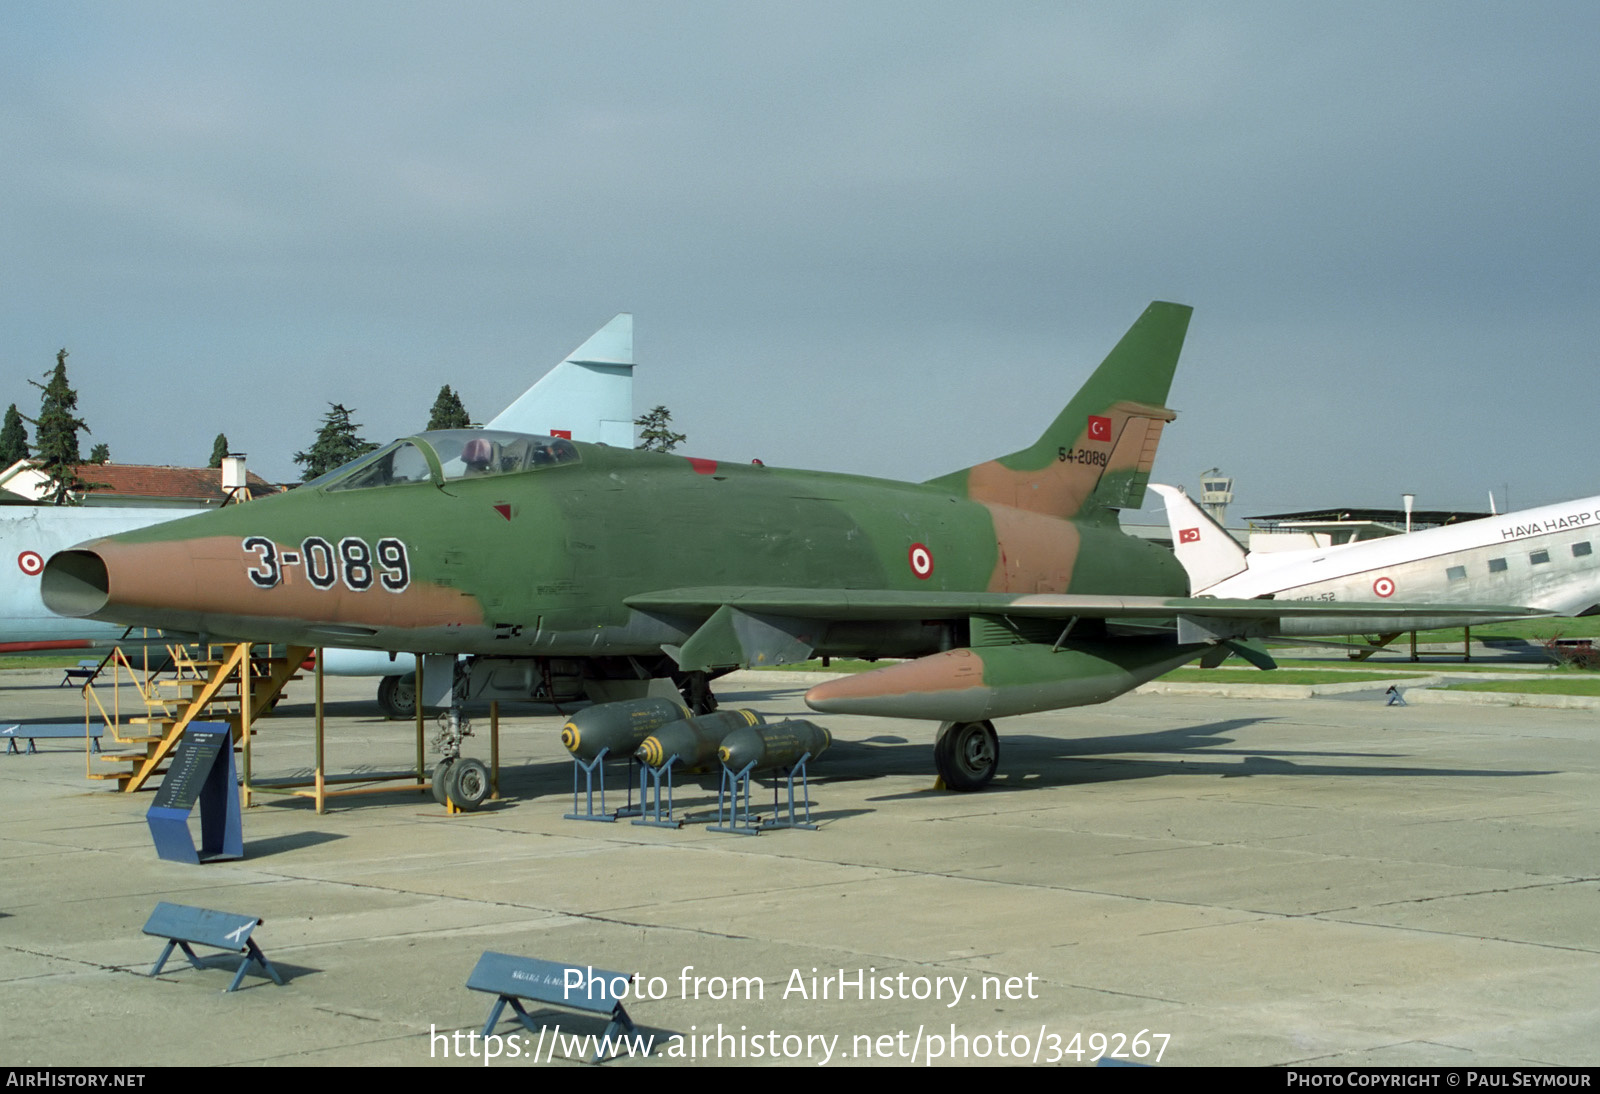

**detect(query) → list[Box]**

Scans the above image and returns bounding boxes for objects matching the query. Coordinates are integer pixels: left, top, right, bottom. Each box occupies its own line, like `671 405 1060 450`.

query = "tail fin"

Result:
487 313 635 445
1148 484 1248 593
925 301 1190 522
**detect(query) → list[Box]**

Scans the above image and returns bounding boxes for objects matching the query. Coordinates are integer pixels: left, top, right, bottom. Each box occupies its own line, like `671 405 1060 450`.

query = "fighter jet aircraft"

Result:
2 313 634 702
41 302 1543 789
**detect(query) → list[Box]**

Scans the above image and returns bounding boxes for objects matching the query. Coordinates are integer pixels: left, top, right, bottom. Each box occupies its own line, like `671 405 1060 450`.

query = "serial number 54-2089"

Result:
1057 447 1108 467
243 536 410 593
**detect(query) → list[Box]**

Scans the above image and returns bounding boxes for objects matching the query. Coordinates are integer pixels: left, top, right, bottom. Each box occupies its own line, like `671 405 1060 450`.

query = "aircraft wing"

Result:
626 586 1550 671
626 586 1544 621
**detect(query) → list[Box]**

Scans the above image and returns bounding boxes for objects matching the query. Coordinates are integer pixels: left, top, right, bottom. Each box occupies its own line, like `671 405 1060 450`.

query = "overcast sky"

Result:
3 2 1596 518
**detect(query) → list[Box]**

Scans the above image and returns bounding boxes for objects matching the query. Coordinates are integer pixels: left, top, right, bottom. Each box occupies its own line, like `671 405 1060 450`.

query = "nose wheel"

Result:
934 720 1000 791
430 703 489 811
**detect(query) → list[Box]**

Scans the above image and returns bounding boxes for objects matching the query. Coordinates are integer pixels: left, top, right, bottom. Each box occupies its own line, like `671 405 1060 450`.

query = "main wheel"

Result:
447 757 491 811
430 758 456 805
377 674 417 720
933 720 1000 791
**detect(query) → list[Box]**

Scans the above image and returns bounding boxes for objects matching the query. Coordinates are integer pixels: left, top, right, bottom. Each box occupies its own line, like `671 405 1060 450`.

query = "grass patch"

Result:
1401 618 1600 644
1444 678 1600 696
751 659 885 674
1162 669 1427 685
0 655 90 671
1231 656 1556 673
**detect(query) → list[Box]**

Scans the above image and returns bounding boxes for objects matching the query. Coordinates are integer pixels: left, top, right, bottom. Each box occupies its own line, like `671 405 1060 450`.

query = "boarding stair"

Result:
83 640 309 792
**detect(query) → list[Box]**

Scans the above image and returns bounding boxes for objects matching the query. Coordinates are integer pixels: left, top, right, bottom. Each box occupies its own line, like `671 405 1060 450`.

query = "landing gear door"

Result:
418 653 457 710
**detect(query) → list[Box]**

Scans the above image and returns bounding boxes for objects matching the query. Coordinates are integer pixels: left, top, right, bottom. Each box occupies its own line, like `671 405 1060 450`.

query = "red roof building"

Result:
0 458 280 509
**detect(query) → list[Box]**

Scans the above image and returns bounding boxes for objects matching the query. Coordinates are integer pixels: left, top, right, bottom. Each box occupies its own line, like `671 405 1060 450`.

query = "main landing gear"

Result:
376 673 417 719
676 670 720 715
934 720 1000 791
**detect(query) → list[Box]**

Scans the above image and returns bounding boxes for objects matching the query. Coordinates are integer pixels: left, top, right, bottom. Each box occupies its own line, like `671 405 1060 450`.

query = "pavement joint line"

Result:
1 943 152 979
1285 1041 1475 1068
229 1033 428 1067
1055 981 1186 1005
311 1005 382 1022
1358 876 1600 910
1296 916 1600 955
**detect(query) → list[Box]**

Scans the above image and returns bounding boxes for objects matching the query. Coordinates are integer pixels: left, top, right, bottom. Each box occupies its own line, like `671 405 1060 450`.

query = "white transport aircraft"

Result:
1152 484 1600 623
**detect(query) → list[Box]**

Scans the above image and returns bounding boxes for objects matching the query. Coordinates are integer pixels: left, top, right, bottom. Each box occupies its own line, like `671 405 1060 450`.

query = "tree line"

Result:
4 353 685 504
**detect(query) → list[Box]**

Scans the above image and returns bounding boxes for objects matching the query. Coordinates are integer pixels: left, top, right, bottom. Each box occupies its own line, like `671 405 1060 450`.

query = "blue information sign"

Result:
146 723 243 864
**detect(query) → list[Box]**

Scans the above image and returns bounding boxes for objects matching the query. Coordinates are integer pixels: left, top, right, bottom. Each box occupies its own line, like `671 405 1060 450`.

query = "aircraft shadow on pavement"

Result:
242 713 1555 814
1002 717 1556 790
834 717 1556 799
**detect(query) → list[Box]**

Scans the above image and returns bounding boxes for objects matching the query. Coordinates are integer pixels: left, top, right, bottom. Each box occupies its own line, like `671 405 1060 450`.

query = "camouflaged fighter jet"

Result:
39 302 1544 789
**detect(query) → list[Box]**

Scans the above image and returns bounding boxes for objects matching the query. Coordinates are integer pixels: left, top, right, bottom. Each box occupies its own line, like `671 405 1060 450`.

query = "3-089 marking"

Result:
243 536 410 592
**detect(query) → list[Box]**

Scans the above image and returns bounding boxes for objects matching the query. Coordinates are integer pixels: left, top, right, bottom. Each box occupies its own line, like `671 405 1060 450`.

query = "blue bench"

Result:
60 660 99 687
467 952 638 1061
142 902 284 993
2 723 103 755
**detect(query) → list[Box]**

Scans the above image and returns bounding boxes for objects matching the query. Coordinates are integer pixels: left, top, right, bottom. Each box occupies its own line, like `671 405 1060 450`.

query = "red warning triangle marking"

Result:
493 504 511 521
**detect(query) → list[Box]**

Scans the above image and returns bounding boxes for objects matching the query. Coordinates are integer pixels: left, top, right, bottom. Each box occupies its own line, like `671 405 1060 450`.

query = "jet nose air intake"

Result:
41 549 111 618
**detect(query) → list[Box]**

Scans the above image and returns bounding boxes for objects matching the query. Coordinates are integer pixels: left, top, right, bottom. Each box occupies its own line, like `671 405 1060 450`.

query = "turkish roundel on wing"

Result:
1087 415 1112 442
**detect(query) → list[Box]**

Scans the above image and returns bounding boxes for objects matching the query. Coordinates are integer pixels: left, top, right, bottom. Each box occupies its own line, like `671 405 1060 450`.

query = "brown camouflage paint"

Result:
961 401 1174 517
90 535 482 629
982 504 1082 593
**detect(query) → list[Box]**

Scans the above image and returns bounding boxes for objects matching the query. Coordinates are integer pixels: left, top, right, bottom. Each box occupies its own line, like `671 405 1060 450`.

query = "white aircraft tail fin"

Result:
1150 484 1248 593
487 313 635 445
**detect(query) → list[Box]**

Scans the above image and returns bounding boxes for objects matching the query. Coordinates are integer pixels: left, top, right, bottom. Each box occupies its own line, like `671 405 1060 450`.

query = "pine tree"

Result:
426 385 471 430
0 404 28 465
28 349 93 505
88 443 110 464
209 433 229 468
634 405 685 453
294 404 378 481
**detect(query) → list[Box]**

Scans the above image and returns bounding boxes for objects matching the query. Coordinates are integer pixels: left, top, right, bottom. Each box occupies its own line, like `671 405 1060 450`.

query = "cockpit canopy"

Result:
320 429 580 491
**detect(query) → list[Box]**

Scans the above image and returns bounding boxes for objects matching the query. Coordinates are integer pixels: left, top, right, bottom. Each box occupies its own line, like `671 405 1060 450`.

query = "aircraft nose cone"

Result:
39 538 202 630
40 549 111 618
